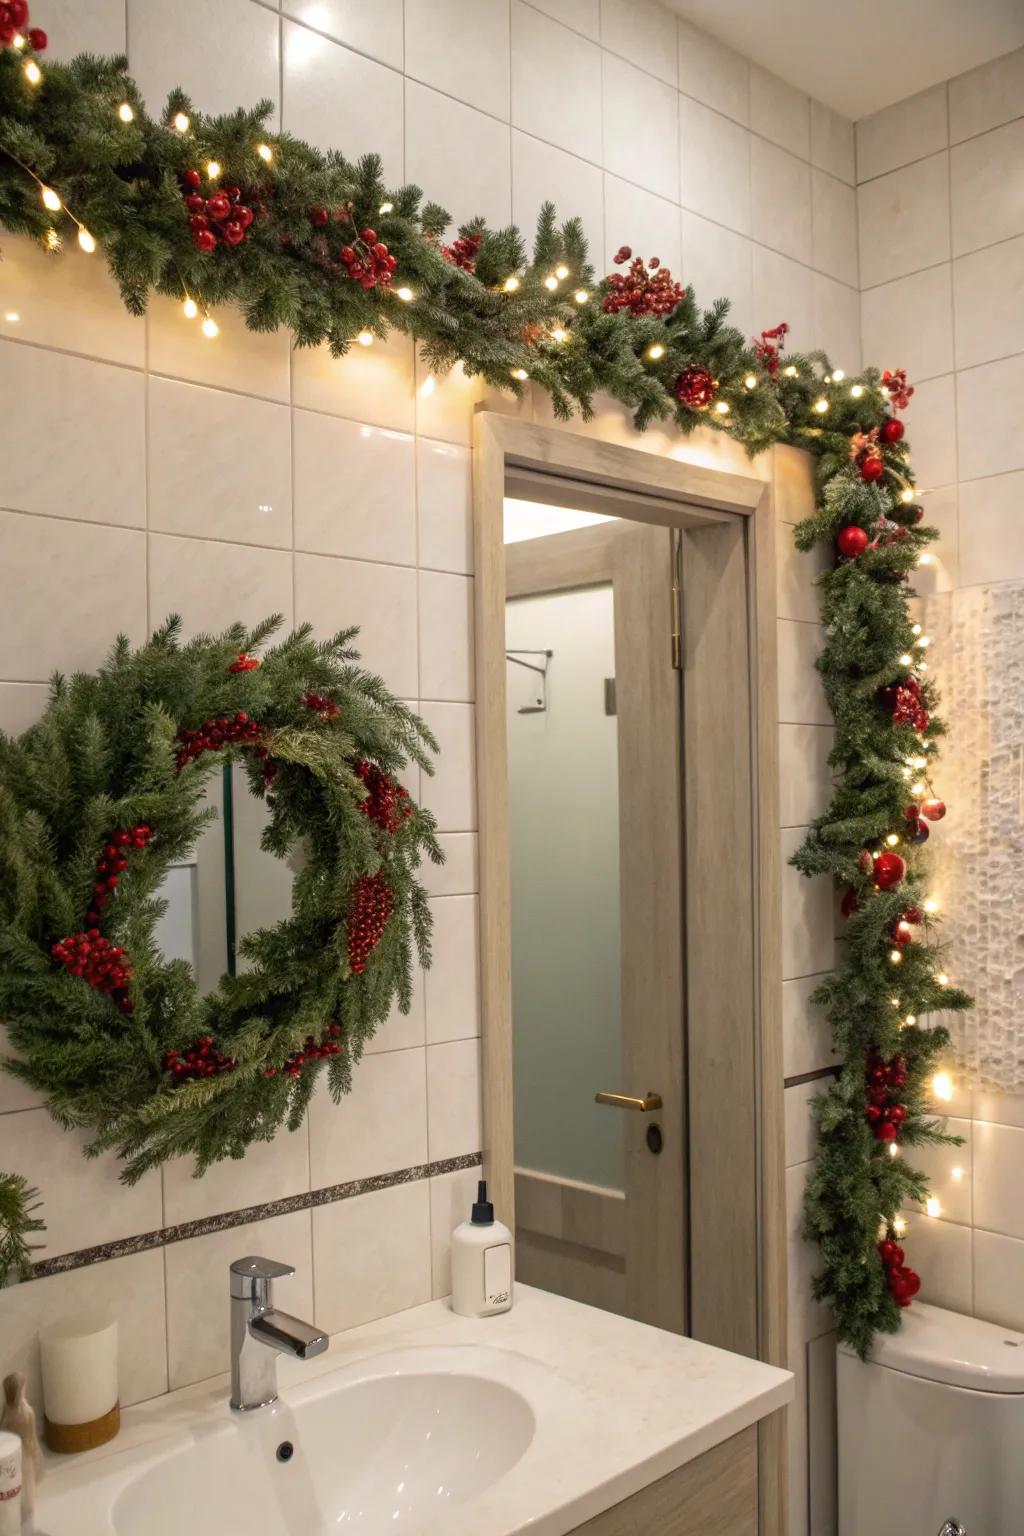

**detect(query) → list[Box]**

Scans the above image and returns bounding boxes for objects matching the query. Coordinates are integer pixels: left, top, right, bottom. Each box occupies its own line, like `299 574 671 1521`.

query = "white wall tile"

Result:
149 378 292 548
421 833 479 898
165 1210 313 1389
128 0 279 121
776 530 827 624
0 236 144 367
950 118 1024 257
425 895 481 1044
512 132 604 260
856 83 948 184
957 354 1024 481
949 47 1024 144
292 333 415 433
309 1048 428 1187
296 551 417 692
35 0 125 57
429 1163 480 1296
973 1228 1024 1332
282 23 404 179
312 1180 432 1334
677 19 748 126
813 274 861 373
917 483 959 586
905 373 957 489
810 100 855 186
857 152 950 288
0 1249 167 1413
782 974 838 1080
603 175 681 274
787 1160 832 1343
779 723 833 829
957 472 1024 586
406 0 510 121
406 81 512 231
861 265 954 381
953 234 1024 369
777 619 830 726
148 296 291 404
751 139 812 265
510 2 602 165
785 1082 819 1167
681 213 754 337
415 357 484 448
418 702 477 831
427 1038 482 1160
0 1023 44 1113
282 0 404 70
679 96 751 235
364 968 426 1056
750 66 810 160
150 534 293 640
417 439 473 575
163 1121 310 1226
781 826 835 981
0 512 147 680
600 0 677 88
973 1089 1024 1129
419 571 474 702
294 413 416 563
526 0 600 39
806 1332 838 1534
754 248 815 353
0 342 145 526
602 52 679 203
912 1117 972 1226
0 1110 160 1259
811 169 858 287
974 1120 1024 1239
901 1212 972 1314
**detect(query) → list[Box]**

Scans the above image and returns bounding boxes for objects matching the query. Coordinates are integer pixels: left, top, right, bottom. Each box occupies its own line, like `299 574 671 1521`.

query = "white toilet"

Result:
838 1301 1024 1532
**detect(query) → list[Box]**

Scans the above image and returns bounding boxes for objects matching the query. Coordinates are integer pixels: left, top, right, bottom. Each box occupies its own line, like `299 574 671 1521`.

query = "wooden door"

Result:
505 519 686 1334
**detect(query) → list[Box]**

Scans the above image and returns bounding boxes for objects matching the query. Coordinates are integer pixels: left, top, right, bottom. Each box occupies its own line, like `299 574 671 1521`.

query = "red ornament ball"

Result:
890 1104 907 1124
881 417 906 443
309 206 330 227
876 1121 898 1142
873 851 907 890
860 455 885 484
193 227 217 253
921 797 946 822
675 365 717 411
837 525 869 559
909 820 930 845
206 192 231 223
222 220 245 246
27 25 46 49
182 168 201 191
878 1240 904 1268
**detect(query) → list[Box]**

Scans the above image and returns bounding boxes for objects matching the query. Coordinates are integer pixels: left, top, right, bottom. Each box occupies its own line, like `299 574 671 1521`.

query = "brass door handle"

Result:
594 1091 663 1113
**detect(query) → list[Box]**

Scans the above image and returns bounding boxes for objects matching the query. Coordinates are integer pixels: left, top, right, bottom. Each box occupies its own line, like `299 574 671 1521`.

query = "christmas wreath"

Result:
0 616 440 1184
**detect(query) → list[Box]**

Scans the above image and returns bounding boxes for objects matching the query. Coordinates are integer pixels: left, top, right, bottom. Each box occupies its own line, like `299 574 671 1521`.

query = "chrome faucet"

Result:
229 1256 328 1412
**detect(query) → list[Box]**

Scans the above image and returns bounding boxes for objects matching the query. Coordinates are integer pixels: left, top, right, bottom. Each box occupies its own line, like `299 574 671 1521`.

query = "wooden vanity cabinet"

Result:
568 1426 757 1535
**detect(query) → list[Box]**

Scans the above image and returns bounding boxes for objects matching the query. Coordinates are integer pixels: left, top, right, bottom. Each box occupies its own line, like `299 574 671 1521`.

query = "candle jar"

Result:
0 1430 22 1534
40 1311 119 1454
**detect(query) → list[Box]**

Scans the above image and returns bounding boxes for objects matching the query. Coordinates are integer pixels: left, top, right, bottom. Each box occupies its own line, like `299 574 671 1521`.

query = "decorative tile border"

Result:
26 1152 482 1281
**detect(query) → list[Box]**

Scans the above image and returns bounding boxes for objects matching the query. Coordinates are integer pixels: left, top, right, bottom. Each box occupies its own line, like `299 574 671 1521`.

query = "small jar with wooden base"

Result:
40 1312 120 1454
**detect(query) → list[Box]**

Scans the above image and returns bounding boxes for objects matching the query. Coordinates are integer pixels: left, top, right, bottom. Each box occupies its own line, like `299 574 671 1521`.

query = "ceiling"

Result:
664 0 1024 119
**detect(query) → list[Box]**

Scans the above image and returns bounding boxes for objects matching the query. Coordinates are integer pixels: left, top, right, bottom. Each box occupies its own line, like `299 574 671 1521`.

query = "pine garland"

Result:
0 25 972 1349
0 1172 44 1287
0 617 441 1184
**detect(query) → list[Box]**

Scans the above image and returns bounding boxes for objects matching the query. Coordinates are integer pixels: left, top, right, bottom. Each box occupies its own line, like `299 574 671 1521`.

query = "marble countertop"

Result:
33 1284 793 1536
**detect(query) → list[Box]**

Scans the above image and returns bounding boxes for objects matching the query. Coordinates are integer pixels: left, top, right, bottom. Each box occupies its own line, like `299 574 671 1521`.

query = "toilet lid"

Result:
840 1302 1024 1392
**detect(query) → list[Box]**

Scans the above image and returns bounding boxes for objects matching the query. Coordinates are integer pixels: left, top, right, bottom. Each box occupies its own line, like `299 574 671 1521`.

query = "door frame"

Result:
472 412 786 1534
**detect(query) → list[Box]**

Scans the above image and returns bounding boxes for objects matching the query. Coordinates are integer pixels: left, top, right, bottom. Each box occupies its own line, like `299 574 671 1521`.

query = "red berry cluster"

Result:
181 171 254 253
674 364 717 410
346 873 395 973
302 691 340 719
441 232 482 272
877 1237 921 1308
228 652 260 673
163 1035 237 1080
174 711 266 772
881 368 914 411
0 0 45 49
887 675 930 734
754 321 789 376
355 759 411 833
264 1022 343 1079
602 248 686 317
86 824 153 926
52 931 134 1013
339 228 396 289
864 1050 907 1142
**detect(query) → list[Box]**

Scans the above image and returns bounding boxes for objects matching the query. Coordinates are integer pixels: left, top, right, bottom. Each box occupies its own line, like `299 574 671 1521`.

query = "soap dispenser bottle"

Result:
450 1181 513 1317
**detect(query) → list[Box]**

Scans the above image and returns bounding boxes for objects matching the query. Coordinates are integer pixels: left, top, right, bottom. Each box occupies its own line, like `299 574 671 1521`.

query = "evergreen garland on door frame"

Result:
0 16 971 1351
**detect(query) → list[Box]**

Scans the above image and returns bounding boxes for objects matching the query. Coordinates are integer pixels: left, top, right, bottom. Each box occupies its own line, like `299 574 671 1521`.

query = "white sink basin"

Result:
112 1355 535 1533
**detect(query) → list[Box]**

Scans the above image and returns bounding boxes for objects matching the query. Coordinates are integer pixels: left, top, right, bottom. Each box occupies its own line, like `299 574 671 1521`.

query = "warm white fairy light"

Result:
714 400 730 415
923 897 939 915
885 833 900 847
918 552 933 566
951 1166 964 1182
917 634 930 648
182 297 198 320
925 1196 941 1218
503 275 520 293
893 1215 907 1236
901 488 915 504
396 286 414 302
833 369 845 382
173 111 190 133
11 32 24 49
206 160 221 180
911 781 924 796
813 397 829 413
890 949 903 965
77 228 96 254
551 326 569 343
554 263 569 280
902 767 913 780
511 367 529 381
543 274 559 291
937 972 950 987
931 1070 954 1100
744 374 757 389
889 1142 900 1158
379 201 394 214
850 383 864 398
23 58 42 85
256 143 273 163
201 316 219 338
356 329 374 347
574 288 589 304
646 342 666 360
912 623 922 636
118 102 135 123
784 364 798 378
905 1014 917 1026
899 652 913 666
40 185 61 211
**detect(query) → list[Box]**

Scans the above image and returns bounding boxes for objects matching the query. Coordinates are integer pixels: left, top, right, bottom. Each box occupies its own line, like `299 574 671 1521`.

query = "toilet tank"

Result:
838 1301 1024 1534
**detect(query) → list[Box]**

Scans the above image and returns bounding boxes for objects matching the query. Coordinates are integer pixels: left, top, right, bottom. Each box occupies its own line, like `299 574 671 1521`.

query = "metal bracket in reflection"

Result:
506 649 553 714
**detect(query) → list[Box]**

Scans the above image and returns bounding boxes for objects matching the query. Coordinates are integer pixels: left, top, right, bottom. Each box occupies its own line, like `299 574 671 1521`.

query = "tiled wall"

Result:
0 0 859 1481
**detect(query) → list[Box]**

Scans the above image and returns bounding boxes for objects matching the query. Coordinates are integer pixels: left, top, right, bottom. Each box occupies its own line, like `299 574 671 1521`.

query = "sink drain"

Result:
276 1441 294 1463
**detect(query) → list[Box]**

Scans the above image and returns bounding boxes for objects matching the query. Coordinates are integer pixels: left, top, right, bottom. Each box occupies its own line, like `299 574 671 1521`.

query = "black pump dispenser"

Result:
470 1179 495 1225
